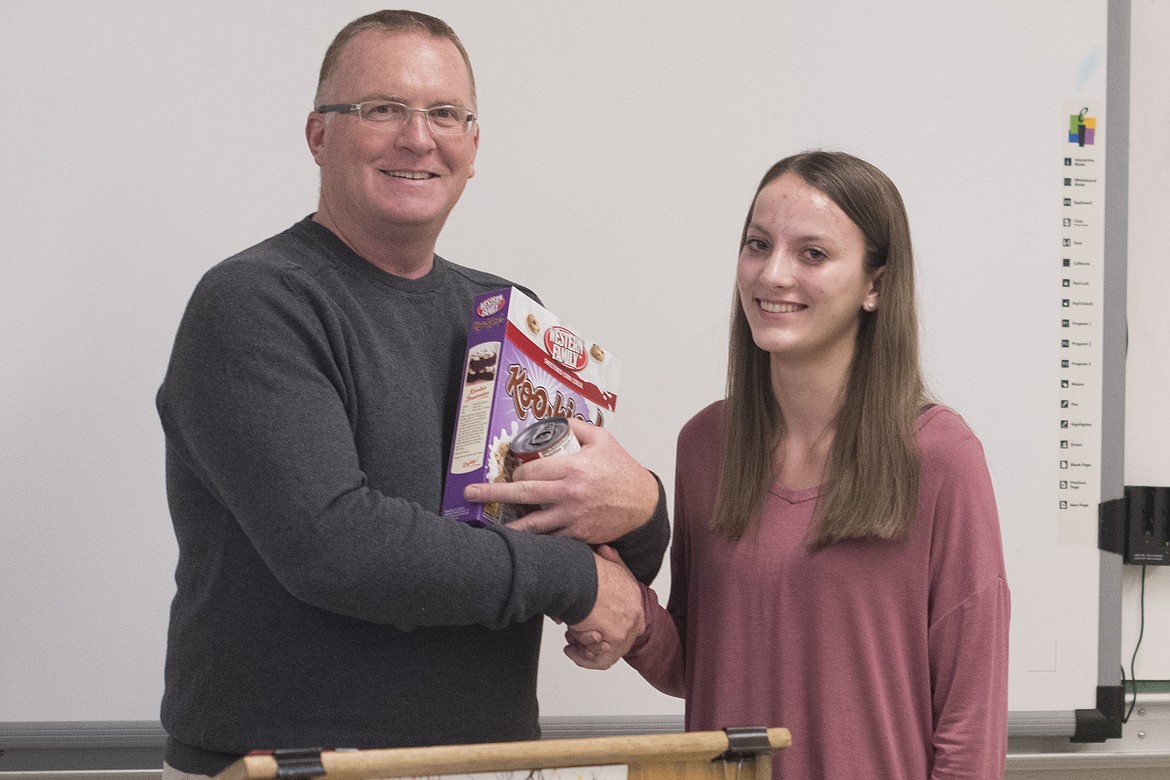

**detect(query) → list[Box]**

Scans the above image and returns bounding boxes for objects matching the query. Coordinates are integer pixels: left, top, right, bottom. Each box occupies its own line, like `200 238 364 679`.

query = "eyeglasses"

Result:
315 100 477 136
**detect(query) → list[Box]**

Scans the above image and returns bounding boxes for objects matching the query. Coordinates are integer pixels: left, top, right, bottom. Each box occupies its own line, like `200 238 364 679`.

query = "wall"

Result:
2 0 1163 769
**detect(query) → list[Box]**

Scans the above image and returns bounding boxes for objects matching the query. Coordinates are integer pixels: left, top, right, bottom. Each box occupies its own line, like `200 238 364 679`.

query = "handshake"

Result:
461 417 657 671
563 544 646 670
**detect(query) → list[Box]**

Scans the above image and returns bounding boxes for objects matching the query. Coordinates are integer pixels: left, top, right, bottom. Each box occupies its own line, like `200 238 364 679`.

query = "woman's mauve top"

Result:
625 402 1010 779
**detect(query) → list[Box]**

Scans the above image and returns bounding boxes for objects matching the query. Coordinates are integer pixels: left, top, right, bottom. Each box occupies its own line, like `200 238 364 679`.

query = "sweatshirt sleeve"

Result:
921 415 1011 779
609 474 671 585
157 260 599 631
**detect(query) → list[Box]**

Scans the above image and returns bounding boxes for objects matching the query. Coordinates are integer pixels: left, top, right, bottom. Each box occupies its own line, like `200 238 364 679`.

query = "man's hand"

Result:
563 545 643 670
463 418 658 544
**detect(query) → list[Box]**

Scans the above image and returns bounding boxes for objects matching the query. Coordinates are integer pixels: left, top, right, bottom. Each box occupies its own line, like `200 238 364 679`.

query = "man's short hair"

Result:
315 10 476 107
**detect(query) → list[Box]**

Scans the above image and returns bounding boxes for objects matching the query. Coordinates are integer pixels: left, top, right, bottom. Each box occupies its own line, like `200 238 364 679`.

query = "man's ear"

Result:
306 112 327 165
467 122 479 179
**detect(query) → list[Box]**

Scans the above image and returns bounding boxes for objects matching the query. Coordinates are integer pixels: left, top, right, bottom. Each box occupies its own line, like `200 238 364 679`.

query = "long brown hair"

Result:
712 151 927 547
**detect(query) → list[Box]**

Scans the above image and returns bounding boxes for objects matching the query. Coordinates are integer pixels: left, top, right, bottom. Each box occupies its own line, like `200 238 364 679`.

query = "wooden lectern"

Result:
215 727 791 780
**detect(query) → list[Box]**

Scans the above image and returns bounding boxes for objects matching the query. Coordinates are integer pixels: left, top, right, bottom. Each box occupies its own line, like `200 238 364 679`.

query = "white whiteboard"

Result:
0 0 1116 726
1121 0 1170 682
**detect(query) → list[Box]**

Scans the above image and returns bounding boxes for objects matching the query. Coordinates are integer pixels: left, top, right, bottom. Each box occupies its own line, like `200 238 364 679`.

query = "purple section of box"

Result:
440 288 513 526
491 351 593 430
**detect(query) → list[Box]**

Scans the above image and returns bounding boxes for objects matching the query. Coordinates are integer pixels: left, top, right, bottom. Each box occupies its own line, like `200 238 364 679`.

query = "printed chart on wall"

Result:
1057 100 1105 546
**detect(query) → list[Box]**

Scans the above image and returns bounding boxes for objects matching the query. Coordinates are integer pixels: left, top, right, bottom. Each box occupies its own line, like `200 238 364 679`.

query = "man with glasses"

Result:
157 10 667 779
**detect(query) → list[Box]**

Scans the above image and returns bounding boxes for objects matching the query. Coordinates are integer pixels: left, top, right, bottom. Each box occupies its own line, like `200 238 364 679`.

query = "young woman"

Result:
570 151 1010 778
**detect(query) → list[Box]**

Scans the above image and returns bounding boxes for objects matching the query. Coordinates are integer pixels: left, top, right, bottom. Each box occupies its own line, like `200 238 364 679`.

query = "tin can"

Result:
504 417 580 477
499 417 580 521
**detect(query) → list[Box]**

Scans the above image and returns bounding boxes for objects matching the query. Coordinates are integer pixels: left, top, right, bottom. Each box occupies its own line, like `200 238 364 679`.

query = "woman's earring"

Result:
864 301 876 312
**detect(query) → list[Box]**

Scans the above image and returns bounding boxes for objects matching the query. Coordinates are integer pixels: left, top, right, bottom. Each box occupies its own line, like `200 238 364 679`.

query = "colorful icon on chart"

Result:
1069 108 1096 147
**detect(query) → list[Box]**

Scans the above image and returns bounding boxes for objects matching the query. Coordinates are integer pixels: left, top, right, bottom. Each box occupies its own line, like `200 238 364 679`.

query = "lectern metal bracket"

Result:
716 727 772 762
273 747 326 780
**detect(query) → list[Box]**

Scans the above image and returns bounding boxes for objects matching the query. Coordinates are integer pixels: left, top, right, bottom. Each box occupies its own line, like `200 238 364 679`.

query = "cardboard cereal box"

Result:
441 287 619 526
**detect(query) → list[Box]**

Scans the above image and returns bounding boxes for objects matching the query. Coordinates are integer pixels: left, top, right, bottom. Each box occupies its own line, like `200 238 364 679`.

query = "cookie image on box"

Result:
466 344 499 384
